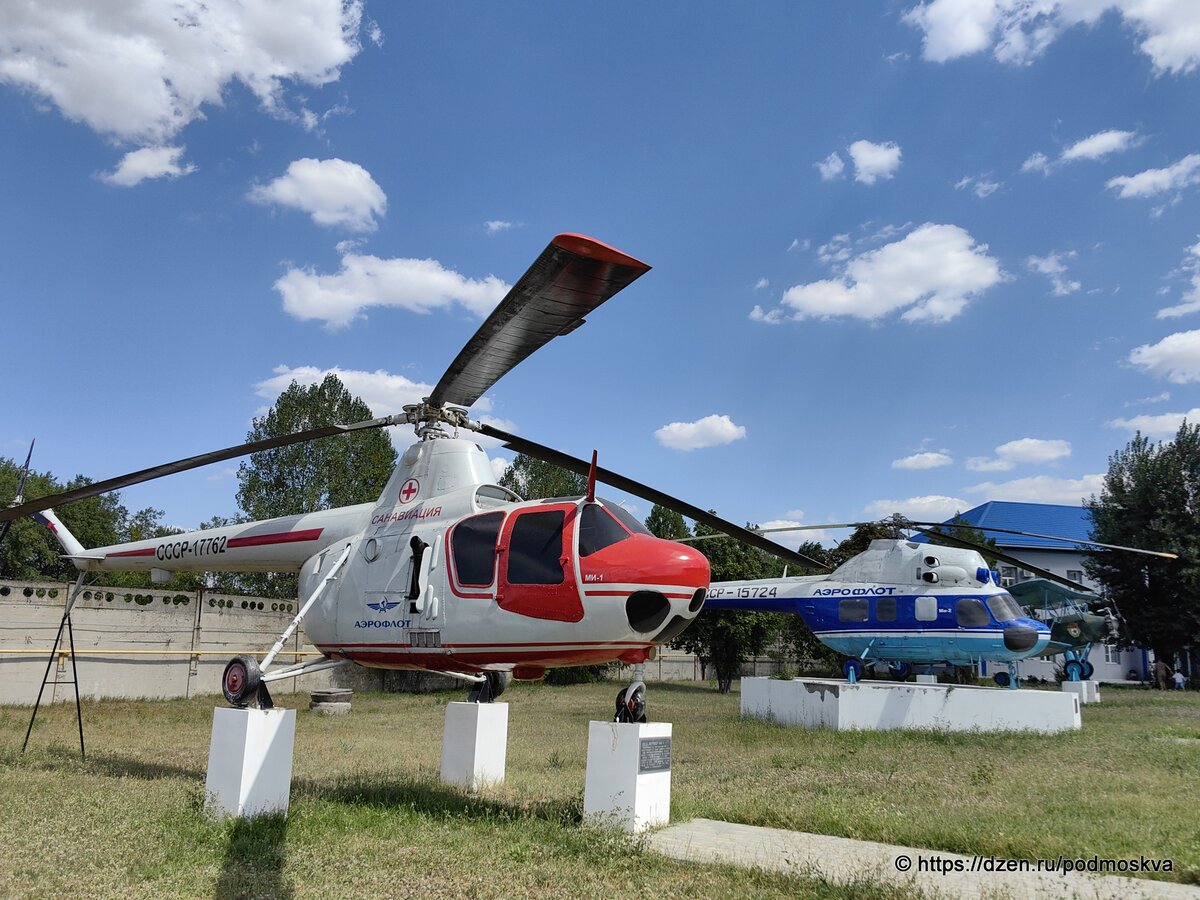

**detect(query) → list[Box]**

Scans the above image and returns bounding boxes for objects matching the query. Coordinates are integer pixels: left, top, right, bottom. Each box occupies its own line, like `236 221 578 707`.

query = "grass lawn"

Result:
1 680 1197 898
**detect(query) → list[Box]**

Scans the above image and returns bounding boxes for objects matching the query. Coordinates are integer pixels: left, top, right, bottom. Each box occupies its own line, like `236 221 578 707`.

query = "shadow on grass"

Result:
215 813 292 900
295 771 583 828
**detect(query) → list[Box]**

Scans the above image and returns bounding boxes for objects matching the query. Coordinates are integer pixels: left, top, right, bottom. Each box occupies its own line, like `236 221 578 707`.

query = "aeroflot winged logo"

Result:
366 597 402 613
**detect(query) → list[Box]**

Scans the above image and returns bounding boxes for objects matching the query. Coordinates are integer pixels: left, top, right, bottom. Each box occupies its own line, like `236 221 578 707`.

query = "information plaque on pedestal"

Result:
583 721 672 833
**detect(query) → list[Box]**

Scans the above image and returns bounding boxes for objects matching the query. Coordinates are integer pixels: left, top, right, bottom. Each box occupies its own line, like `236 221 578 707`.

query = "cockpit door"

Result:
496 504 583 622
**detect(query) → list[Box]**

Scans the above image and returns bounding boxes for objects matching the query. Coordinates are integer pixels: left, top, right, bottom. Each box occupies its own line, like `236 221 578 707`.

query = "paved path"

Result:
646 819 1199 899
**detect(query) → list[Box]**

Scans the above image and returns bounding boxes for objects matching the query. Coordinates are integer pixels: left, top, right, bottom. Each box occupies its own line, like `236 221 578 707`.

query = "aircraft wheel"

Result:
888 662 911 681
222 655 262 708
1081 660 1095 680
842 658 864 683
993 672 1010 688
615 683 647 723
1064 660 1084 682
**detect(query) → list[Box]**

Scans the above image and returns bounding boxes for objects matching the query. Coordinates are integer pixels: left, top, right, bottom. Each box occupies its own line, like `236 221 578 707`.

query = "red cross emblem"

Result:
399 478 420 504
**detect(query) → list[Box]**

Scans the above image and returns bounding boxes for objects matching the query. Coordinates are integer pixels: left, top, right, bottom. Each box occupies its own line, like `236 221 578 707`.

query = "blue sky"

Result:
3 2 1200 547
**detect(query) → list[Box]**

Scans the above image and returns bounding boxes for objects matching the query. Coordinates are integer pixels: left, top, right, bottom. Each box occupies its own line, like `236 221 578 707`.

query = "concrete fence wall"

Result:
1 579 804 705
0 579 343 706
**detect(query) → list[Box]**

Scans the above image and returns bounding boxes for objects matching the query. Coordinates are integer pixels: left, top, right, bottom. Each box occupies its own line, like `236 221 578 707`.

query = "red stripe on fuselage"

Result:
226 528 324 549
105 548 156 558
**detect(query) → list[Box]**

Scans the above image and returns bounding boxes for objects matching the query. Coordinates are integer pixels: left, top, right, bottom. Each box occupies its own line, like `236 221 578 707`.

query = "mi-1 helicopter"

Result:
696 515 1173 688
2 233 823 722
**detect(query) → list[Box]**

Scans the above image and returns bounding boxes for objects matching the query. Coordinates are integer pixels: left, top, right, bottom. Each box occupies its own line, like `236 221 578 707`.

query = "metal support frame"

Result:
22 573 89 759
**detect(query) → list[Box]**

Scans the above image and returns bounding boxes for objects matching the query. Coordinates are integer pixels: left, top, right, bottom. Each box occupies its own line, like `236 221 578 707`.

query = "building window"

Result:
999 565 1017 587
1104 644 1120 664
1067 570 1083 584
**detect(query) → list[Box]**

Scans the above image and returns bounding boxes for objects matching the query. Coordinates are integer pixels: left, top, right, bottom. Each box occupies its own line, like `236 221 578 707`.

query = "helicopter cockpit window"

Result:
986 593 1023 622
875 596 897 622
955 598 990 627
600 500 651 536
453 512 504 586
578 503 630 557
838 598 869 622
507 510 565 585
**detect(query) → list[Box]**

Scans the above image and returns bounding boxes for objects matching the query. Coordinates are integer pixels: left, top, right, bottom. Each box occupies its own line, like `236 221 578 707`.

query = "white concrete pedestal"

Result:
1061 679 1101 704
915 674 938 684
583 721 672 833
742 678 1081 734
204 707 296 818
440 701 508 790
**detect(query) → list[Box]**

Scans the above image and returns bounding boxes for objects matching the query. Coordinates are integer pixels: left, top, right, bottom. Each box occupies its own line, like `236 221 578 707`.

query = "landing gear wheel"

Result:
1064 660 1084 682
842 658 864 683
468 671 511 703
614 683 647 723
993 672 1011 688
1081 660 1095 680
222 655 262 708
888 662 911 681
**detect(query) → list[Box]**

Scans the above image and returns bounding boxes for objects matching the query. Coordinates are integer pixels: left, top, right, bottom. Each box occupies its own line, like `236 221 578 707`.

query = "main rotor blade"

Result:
905 520 1178 560
912 526 1096 594
0 416 400 523
429 234 651 409
476 423 829 571
681 522 862 543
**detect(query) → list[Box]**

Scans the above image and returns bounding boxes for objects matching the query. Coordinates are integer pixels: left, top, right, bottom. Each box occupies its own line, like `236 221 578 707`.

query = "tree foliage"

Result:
497 453 585 500
1085 423 1200 661
667 514 789 693
922 516 1000 567
235 375 396 597
0 461 198 589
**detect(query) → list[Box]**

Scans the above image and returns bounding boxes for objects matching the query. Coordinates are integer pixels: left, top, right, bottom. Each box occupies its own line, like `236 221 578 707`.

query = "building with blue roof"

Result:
930 501 1150 682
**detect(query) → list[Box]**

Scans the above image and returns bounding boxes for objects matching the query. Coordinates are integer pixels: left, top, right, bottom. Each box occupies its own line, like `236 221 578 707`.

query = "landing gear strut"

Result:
615 663 648 723
468 671 510 703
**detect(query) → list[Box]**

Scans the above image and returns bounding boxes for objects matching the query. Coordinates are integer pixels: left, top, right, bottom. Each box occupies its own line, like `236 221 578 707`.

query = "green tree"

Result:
236 375 396 597
498 453 585 500
1085 423 1200 663
644 504 690 541
668 515 789 693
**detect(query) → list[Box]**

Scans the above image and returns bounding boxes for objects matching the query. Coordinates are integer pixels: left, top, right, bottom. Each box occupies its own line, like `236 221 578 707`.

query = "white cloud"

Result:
1126 391 1170 406
100 145 195 187
1026 251 1081 296
1106 154 1200 199
490 456 511 482
248 158 386 232
816 152 845 180
748 305 783 325
485 220 513 235
848 140 902 185
892 451 954 470
754 277 770 290
904 1 1200 74
863 495 970 522
955 175 1001 198
1128 330 1200 383
274 252 510 330
817 234 852 266
1156 241 1200 319
764 223 1003 324
654 414 746 451
1107 408 1200 438
1061 129 1141 162
967 437 1072 471
0 1 364 145
965 475 1103 505
1021 152 1051 174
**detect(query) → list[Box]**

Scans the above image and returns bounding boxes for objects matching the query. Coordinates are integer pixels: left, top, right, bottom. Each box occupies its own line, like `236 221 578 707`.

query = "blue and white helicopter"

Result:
698 515 1173 688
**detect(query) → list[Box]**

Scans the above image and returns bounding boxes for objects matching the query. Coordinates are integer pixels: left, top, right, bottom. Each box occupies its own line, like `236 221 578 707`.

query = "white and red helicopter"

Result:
2 234 822 721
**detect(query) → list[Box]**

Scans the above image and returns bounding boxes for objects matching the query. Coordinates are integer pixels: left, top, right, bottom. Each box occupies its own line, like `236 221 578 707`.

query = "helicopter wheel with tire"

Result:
887 662 911 681
222 655 263 708
842 658 864 684
1064 659 1085 682
1081 660 1095 680
993 671 1011 688
614 682 647 723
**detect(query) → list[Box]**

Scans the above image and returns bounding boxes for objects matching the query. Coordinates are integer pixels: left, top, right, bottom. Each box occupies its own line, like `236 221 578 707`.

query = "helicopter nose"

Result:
615 538 710 637
1003 625 1041 653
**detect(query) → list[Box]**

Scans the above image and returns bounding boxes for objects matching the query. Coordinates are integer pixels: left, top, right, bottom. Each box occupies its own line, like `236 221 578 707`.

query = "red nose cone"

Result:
578 535 710 589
